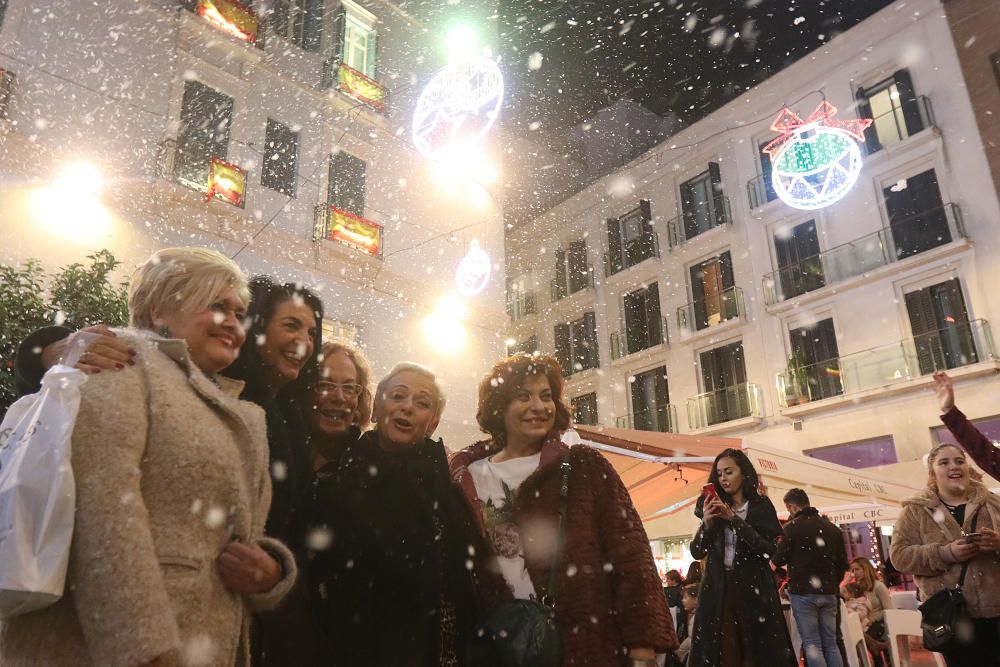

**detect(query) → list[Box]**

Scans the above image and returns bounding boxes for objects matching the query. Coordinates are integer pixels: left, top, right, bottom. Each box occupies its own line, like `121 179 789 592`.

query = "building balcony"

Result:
610 317 669 360
687 382 764 430
865 95 936 154
550 268 595 302
667 196 732 247
746 173 777 210
762 203 967 305
507 293 538 322
615 404 679 434
677 286 745 333
561 345 600 378
776 319 996 409
190 0 260 43
157 138 247 207
325 61 387 113
604 232 660 277
313 204 384 258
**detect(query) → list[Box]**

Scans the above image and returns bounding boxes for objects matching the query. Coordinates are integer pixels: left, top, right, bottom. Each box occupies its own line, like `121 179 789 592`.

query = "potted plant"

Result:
783 350 811 407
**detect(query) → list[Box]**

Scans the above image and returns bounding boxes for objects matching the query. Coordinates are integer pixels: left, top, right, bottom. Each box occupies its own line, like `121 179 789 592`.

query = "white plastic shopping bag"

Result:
0 343 89 618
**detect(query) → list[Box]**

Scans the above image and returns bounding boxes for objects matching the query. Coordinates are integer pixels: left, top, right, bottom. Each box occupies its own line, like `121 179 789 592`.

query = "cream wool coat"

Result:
0 331 297 666
889 480 1000 618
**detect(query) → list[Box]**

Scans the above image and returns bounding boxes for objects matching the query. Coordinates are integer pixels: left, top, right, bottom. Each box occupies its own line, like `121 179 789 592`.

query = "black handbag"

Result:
917 506 981 653
470 459 570 667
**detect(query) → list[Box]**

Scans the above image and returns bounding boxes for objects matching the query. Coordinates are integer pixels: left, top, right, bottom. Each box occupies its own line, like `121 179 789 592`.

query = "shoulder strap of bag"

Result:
541 458 571 606
957 506 982 588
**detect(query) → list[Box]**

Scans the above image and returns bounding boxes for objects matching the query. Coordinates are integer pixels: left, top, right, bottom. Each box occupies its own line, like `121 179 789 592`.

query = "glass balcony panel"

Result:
687 382 763 429
776 320 995 407
678 286 745 332
611 318 668 359
615 405 678 433
762 204 965 305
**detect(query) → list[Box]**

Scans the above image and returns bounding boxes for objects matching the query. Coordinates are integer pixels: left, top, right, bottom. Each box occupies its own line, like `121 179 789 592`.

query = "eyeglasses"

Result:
315 381 364 398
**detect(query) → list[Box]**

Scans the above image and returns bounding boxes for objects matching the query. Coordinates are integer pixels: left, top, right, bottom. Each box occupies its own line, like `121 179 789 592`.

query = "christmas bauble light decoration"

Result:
411 55 504 161
763 101 873 210
455 239 491 296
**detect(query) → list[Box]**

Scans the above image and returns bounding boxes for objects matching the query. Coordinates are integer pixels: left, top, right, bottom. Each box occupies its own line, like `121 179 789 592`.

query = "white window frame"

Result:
340 0 377 78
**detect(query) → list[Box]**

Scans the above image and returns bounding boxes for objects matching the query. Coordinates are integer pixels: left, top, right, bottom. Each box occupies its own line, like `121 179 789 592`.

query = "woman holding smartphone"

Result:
687 448 795 667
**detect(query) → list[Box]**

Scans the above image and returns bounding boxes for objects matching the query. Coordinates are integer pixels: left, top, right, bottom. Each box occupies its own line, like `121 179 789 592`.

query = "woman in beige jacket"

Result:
0 247 296 667
889 443 1000 667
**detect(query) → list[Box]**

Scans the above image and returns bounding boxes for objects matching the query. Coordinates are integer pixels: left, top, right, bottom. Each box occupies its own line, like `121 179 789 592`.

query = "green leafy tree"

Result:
0 250 128 411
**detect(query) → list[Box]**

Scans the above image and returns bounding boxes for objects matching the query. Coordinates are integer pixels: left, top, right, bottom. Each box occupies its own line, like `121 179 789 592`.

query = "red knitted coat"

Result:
450 435 676 666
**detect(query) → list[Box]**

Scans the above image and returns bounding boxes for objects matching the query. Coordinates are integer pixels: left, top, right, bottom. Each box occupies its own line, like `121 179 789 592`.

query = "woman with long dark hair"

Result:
687 448 795 667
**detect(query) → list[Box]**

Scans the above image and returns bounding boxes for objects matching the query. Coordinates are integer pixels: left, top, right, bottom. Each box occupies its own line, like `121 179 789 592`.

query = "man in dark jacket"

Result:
772 488 849 667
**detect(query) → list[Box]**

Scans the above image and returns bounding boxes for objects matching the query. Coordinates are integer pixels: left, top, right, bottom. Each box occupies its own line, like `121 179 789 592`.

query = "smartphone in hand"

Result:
964 532 983 544
702 483 720 505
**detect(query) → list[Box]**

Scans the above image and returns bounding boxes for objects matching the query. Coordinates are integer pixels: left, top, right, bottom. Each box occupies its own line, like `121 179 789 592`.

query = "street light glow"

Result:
422 295 468 353
53 162 103 199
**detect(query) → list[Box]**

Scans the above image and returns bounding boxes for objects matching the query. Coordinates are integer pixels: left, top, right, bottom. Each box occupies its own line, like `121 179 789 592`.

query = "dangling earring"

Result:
158 324 171 338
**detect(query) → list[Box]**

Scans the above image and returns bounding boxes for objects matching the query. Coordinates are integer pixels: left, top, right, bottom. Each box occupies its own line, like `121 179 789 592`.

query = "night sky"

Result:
497 0 898 141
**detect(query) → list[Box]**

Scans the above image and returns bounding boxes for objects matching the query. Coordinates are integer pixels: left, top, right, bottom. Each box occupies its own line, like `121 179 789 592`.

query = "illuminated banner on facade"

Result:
206 157 246 208
317 206 383 257
197 0 258 44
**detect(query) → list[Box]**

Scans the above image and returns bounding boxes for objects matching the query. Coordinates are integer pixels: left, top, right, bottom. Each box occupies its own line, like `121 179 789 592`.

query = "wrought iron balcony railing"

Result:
687 382 763 430
677 286 745 333
610 317 669 359
323 60 387 113
762 203 966 305
776 319 995 408
615 404 678 433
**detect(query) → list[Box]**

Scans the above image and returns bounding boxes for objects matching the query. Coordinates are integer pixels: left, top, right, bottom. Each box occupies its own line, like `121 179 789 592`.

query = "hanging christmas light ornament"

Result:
762 101 873 210
455 239 491 296
411 55 504 162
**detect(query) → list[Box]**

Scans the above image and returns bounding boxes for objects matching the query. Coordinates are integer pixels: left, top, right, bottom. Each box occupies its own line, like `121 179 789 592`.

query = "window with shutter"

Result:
858 69 925 152
571 393 598 426
261 119 298 196
328 150 366 216
882 169 948 259
699 341 748 425
630 366 669 432
904 279 977 375
774 220 824 300
176 81 234 191
341 0 377 78
624 282 662 354
788 318 842 401
681 166 725 242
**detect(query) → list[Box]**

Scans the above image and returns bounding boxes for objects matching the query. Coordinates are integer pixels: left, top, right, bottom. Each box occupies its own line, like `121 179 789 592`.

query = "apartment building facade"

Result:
0 0 506 445
505 0 1000 533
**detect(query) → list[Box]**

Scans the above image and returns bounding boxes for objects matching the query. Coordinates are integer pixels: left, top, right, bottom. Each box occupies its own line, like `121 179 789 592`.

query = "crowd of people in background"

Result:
1 244 999 667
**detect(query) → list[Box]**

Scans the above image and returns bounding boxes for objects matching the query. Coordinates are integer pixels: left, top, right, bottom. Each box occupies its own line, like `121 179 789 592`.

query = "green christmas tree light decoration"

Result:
763 101 873 210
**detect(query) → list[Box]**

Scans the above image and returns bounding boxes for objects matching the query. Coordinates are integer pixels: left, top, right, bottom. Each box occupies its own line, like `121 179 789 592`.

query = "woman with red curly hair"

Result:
450 353 675 667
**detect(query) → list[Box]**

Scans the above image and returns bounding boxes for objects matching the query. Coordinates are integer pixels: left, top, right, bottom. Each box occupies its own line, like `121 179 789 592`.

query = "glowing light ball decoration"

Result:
455 239 491 296
411 55 504 161
763 101 873 210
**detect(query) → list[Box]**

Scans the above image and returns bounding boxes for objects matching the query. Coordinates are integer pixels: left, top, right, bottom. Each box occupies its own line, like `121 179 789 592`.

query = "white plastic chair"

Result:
890 590 919 611
842 609 871 667
884 608 923 667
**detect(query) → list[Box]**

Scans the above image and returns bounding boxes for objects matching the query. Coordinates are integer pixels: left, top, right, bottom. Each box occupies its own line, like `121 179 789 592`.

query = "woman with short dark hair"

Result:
451 353 674 667
687 448 795 667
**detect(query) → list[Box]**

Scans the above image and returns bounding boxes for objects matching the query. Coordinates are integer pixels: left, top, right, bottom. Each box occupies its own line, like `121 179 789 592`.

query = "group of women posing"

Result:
0 246 673 667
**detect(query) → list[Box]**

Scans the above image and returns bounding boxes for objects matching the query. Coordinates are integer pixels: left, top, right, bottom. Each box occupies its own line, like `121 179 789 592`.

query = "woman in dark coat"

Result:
450 353 674 666
688 448 796 667
311 362 509 666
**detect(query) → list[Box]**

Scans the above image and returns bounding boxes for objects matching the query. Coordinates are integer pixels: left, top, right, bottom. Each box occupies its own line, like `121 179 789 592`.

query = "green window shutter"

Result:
366 27 378 79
